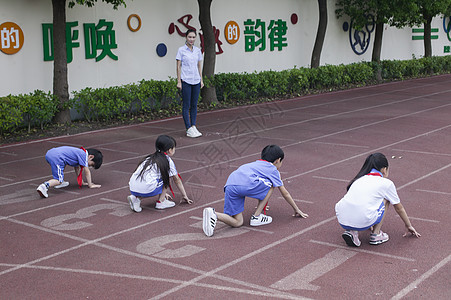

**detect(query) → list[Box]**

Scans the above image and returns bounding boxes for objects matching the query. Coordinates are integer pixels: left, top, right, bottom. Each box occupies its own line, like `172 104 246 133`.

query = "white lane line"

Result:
416 189 451 196
314 141 370 149
309 240 415 262
397 162 451 190
0 176 14 181
391 254 451 300
0 155 42 165
312 176 349 183
277 197 314 204
391 149 451 157
96 147 140 155
407 216 440 224
284 124 451 182
0 263 307 300
150 217 336 300
186 182 217 189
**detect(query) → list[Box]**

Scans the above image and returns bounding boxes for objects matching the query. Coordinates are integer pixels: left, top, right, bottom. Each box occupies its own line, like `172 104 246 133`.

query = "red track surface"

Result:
1 75 450 299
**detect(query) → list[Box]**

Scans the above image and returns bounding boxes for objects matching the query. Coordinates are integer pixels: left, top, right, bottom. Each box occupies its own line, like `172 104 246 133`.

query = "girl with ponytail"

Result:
128 135 193 212
335 153 420 247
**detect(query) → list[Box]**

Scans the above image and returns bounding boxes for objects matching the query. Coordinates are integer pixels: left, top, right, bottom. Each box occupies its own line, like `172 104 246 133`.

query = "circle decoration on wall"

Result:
342 22 349 32
156 43 167 57
348 14 375 55
291 13 298 25
224 21 240 45
0 22 24 55
127 14 141 32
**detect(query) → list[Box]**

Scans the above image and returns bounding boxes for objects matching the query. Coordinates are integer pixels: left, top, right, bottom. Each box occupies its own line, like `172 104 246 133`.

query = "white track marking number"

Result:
136 221 249 259
40 204 130 230
271 249 357 291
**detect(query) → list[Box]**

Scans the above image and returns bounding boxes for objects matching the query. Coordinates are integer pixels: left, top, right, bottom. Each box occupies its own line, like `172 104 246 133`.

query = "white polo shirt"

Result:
129 156 177 194
335 174 400 228
176 44 203 85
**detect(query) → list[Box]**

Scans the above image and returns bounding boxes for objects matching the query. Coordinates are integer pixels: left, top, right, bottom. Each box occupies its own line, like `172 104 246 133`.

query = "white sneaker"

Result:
37 183 49 198
369 230 389 245
192 125 202 137
342 230 361 247
155 198 176 209
203 207 217 237
127 195 142 212
250 214 272 226
186 126 201 138
54 181 69 189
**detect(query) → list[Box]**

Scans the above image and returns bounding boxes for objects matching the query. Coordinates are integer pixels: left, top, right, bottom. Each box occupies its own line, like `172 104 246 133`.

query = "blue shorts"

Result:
223 183 271 216
340 202 385 231
45 153 65 182
130 184 163 198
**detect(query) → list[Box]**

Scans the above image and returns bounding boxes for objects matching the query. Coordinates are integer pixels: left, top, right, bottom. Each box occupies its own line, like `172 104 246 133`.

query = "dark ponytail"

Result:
346 153 388 191
137 135 177 188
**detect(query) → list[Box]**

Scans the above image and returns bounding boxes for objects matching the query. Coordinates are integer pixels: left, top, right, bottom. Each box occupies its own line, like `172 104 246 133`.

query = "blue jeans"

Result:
181 81 200 129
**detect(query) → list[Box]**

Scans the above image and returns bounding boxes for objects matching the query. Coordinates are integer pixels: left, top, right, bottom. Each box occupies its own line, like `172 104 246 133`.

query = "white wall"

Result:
0 0 449 97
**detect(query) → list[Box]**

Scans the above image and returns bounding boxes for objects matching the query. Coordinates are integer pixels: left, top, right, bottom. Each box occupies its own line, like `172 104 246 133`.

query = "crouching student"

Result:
37 146 103 198
127 135 193 212
335 153 420 247
202 145 308 237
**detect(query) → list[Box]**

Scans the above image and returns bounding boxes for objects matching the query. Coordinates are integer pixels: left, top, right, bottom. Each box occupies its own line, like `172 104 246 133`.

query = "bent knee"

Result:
231 219 244 228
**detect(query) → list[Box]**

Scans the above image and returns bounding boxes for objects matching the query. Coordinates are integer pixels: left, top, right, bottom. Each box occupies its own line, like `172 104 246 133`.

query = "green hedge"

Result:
71 79 179 122
1 56 451 136
0 90 57 136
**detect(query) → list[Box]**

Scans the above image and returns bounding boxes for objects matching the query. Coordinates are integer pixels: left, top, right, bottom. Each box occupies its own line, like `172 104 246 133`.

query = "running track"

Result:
1 75 450 299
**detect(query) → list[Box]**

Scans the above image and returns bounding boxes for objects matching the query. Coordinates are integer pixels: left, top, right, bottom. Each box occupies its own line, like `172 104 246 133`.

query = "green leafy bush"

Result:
2 55 451 137
20 90 58 132
0 95 23 135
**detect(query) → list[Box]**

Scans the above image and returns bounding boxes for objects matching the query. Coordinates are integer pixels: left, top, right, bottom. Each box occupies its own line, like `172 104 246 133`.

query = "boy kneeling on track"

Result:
202 144 308 237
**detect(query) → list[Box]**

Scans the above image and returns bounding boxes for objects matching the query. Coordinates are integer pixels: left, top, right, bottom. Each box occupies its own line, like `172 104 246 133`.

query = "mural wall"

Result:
1 0 450 96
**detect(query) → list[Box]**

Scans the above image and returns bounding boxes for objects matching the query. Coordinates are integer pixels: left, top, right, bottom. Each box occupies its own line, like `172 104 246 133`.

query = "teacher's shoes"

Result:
186 126 202 138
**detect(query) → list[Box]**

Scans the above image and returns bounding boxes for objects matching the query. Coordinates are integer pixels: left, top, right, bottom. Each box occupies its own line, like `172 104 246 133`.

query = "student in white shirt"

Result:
128 135 193 212
176 29 204 138
335 153 420 247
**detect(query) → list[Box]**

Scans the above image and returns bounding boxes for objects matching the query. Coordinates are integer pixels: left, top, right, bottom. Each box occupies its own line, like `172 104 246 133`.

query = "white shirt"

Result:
335 175 400 228
176 44 203 85
129 156 177 194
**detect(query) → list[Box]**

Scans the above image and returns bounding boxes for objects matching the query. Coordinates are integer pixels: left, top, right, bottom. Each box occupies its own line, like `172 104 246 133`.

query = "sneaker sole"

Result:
37 188 48 198
342 232 360 247
155 202 176 209
202 208 215 237
250 217 272 227
54 181 69 189
369 237 389 245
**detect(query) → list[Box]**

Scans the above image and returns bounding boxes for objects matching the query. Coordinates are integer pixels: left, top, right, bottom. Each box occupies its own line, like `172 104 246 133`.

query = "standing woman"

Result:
176 29 204 138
